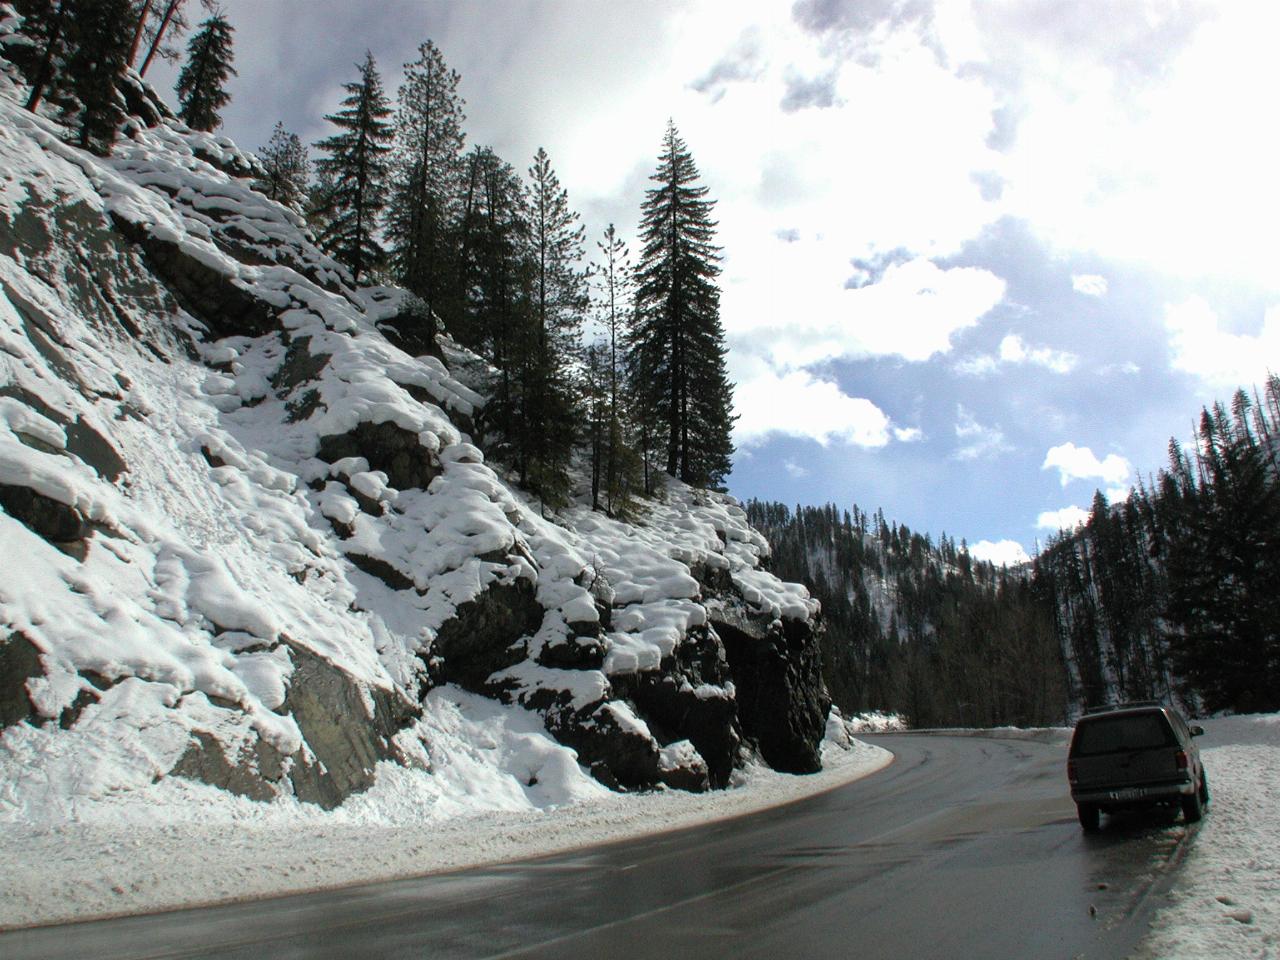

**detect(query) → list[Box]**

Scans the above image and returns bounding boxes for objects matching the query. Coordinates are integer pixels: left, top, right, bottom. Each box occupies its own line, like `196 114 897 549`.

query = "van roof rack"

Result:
1084 699 1165 715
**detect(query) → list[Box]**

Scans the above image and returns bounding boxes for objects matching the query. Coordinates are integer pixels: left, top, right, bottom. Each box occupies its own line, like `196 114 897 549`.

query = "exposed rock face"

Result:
375 301 441 361
712 601 828 775
170 731 286 803
271 335 331 393
542 698 661 790
62 417 126 481
616 628 741 788
317 421 441 492
111 217 278 339
658 741 711 793
0 633 41 728
172 643 421 810
433 578 543 692
0 483 86 542
283 642 420 809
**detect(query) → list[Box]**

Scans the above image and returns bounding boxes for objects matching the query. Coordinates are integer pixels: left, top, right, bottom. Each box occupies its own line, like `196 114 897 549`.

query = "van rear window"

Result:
1072 713 1174 756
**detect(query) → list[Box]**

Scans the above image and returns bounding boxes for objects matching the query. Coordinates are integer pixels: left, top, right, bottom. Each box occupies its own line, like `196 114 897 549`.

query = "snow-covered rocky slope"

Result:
0 13 828 833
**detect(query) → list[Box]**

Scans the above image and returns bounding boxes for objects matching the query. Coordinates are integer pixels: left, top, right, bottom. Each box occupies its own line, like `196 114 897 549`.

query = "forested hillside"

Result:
745 501 1066 728
1036 378 1280 716
752 377 1280 724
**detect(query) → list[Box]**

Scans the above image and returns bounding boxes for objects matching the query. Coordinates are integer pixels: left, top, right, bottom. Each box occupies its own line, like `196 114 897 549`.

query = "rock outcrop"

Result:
0 29 829 816
711 602 828 774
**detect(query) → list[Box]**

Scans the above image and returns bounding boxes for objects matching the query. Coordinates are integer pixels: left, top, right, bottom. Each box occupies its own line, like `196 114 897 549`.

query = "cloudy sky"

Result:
152 0 1280 564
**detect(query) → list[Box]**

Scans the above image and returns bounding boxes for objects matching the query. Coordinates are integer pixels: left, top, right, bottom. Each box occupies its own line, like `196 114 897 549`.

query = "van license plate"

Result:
1110 788 1141 801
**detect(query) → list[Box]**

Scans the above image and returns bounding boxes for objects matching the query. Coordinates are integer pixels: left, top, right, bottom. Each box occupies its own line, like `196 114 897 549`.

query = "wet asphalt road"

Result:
2 733 1197 960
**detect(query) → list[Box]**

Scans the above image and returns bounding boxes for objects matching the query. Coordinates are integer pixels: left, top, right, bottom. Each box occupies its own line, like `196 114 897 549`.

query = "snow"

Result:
1137 713 1280 960
0 55 875 937
0 695 890 929
845 710 908 733
1 35 1275 954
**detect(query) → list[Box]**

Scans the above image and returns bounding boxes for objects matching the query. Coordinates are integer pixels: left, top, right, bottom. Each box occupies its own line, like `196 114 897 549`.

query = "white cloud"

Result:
985 4 1280 292
893 426 924 443
1042 442 1131 487
1072 274 1108 297
1105 485 1133 504
844 260 1006 363
956 333 1077 376
969 539 1031 567
734 367 895 448
1164 297 1280 390
729 254 1006 372
998 334 1078 373
953 405 1010 461
1036 506 1090 532
954 353 998 376
1099 361 1141 376
783 459 810 478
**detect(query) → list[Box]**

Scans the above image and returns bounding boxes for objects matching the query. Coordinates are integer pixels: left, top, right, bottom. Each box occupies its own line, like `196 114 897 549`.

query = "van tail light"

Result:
1067 760 1078 783
1175 750 1189 771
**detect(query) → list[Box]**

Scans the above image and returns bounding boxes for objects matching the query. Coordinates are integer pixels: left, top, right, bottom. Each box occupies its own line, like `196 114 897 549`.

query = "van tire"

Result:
1077 802 1101 832
1182 787 1204 823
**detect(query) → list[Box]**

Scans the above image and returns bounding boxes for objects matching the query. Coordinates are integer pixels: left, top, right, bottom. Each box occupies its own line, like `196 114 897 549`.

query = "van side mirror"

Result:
1190 725 1205 737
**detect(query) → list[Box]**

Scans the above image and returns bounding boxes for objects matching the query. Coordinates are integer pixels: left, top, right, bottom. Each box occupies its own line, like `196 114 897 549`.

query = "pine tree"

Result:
593 223 643 514
1165 398 1280 712
631 120 736 487
18 0 73 112
385 39 466 323
452 146 532 469
63 0 133 154
516 147 586 503
175 13 235 132
314 52 393 282
255 121 309 209
583 340 609 510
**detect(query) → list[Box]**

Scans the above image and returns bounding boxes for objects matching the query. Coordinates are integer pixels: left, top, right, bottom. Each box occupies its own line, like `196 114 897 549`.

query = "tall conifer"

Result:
386 40 466 322
18 0 73 112
631 121 735 487
314 52 393 282
516 147 585 502
593 224 642 513
175 13 236 132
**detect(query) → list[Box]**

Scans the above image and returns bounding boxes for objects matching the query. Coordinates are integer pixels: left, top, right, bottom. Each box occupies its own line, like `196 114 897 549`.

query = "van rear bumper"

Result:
1072 778 1193 805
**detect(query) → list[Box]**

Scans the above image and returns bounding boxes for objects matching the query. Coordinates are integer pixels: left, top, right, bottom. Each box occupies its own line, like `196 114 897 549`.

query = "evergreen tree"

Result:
631 120 735 487
314 51 393 282
1165 396 1280 712
593 223 643 514
174 12 236 132
304 166 338 242
385 40 466 323
515 147 586 503
18 0 73 112
254 121 309 209
452 146 532 468
583 340 609 510
63 0 133 154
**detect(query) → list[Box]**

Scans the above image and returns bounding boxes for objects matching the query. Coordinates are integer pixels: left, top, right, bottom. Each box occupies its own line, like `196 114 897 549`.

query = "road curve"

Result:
2 733 1196 960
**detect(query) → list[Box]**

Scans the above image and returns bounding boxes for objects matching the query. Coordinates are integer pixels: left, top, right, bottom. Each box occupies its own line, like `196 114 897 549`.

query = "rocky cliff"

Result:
0 18 828 814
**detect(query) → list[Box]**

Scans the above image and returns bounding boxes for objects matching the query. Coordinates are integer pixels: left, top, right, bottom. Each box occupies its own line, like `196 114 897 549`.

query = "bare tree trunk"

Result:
127 0 154 66
25 0 69 112
139 0 181 77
